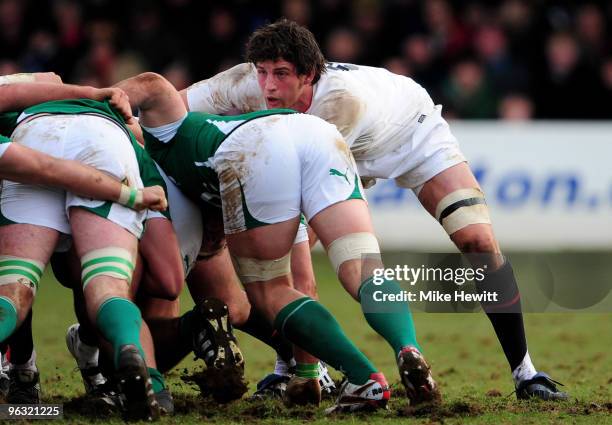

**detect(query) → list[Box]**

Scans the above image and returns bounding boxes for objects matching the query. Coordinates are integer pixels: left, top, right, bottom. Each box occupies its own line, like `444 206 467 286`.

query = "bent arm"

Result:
0 143 167 211
115 72 187 128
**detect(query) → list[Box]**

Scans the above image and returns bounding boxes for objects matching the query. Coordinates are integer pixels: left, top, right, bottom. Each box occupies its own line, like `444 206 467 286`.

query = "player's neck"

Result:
292 85 314 113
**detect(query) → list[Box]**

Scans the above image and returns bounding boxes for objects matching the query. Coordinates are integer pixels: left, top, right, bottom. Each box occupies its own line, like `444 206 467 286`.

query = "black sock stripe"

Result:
438 197 487 223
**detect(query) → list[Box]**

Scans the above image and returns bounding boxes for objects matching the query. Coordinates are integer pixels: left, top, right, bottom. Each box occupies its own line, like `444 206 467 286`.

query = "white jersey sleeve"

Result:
309 63 435 160
185 63 266 114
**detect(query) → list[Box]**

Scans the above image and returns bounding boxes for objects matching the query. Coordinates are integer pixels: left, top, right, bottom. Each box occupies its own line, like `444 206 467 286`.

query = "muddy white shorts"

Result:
357 105 466 194
212 114 365 234
0 114 145 238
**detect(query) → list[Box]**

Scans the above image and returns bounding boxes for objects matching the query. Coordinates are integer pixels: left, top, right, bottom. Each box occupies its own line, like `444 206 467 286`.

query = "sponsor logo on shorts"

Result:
329 168 350 184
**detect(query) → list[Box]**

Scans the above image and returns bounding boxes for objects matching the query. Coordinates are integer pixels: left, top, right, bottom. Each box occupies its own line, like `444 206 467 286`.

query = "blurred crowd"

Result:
1 0 611 120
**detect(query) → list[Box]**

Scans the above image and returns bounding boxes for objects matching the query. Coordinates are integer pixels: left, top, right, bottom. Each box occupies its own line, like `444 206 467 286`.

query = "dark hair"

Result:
245 18 327 84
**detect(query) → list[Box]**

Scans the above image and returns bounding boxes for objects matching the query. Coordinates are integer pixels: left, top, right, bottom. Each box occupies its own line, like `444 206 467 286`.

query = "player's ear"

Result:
303 69 316 86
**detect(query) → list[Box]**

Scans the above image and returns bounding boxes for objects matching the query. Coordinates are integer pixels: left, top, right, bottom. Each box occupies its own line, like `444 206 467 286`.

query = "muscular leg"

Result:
310 200 421 353
309 199 440 405
138 218 184 300
69 208 159 418
0 224 57 405
289 242 320 369
187 250 249 326
135 297 180 374
5 310 34 366
228 217 379 387
55 244 157 375
0 225 57 343
418 162 532 383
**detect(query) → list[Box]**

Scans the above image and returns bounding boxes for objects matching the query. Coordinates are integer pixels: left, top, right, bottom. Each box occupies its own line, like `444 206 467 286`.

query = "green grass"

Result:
30 253 612 424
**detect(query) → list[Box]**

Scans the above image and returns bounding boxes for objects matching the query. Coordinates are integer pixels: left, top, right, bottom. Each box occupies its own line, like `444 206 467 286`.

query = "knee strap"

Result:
435 188 491 235
233 253 291 284
326 232 380 274
0 255 44 295
80 247 135 289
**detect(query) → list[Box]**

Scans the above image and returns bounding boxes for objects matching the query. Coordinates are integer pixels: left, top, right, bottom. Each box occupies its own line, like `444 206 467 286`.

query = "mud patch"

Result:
63 394 121 419
334 137 351 160
316 89 363 142
181 365 248 404
193 63 264 113
399 400 483 420
217 127 264 231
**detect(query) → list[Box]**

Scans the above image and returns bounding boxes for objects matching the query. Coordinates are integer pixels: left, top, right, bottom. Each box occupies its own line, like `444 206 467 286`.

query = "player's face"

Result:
255 59 313 111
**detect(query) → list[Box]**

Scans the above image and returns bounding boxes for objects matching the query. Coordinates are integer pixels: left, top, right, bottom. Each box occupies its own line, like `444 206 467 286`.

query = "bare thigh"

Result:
0 224 58 322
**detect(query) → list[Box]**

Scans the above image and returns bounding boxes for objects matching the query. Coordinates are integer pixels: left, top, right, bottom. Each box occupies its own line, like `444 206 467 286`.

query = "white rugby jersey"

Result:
186 62 435 160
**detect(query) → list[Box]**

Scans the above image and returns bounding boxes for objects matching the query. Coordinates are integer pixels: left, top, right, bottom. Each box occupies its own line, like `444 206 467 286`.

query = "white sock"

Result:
74 333 106 387
273 355 296 376
0 352 8 376
75 334 100 370
512 351 537 385
11 349 37 371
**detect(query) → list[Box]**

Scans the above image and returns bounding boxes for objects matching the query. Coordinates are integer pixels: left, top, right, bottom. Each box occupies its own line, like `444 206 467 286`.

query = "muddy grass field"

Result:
31 253 611 424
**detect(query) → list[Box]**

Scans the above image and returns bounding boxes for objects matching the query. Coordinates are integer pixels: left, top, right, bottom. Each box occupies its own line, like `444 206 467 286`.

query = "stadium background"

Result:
1 0 610 423
2 0 612 120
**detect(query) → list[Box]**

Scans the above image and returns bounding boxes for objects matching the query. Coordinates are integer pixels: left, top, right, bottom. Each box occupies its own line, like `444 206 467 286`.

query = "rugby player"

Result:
113 70 451 412
60 165 247 413
0 80 166 405
0 96 166 420
180 19 567 401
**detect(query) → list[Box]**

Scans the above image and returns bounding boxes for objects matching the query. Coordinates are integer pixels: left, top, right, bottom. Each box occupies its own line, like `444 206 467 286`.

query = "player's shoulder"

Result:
192 62 257 89
315 64 381 105
311 71 367 126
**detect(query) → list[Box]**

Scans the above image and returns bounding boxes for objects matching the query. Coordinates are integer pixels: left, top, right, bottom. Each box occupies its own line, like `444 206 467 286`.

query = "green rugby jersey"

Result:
143 109 295 208
0 99 169 217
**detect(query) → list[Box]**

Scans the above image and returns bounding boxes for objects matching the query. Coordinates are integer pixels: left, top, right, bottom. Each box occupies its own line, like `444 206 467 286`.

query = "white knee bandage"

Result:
0 255 44 295
435 188 491 235
326 232 380 274
80 247 135 289
232 253 291 284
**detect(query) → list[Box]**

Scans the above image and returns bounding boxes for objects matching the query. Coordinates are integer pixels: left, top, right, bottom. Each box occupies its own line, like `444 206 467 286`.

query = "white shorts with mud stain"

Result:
211 113 365 234
357 105 466 194
0 114 145 240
